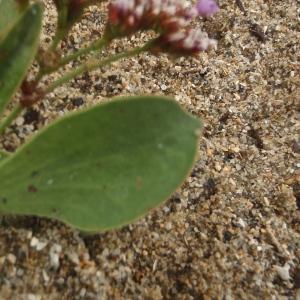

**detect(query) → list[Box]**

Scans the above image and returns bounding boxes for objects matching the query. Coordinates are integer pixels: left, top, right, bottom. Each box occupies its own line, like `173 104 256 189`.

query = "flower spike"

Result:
106 0 219 56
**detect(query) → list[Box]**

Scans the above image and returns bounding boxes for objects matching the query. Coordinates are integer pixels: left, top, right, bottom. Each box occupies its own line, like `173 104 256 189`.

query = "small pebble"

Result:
71 97 84 107
160 84 168 91
6 254 16 264
274 263 291 281
15 117 24 126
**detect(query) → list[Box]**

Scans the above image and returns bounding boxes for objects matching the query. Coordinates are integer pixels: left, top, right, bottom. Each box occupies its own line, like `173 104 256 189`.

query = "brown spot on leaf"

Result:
28 185 38 193
0 51 9 60
31 171 39 178
136 177 143 190
15 0 29 11
1 197 7 204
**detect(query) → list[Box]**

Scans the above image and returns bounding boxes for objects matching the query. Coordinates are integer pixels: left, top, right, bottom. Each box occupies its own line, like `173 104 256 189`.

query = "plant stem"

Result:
60 37 109 67
45 41 153 94
50 2 68 51
36 37 109 81
50 28 67 51
0 105 23 135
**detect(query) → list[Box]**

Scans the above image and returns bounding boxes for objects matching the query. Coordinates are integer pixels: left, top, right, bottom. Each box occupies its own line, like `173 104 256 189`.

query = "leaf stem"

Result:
45 41 153 95
36 37 109 81
0 105 23 135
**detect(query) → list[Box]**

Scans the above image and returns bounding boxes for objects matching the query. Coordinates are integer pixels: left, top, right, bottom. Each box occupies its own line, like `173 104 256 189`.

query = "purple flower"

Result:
195 0 219 17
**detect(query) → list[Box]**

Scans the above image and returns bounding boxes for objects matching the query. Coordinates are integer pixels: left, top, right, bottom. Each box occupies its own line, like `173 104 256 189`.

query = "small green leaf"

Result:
0 2 43 113
0 96 201 231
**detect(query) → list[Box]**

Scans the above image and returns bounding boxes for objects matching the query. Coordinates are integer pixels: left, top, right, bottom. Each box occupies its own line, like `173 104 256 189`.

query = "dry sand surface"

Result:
0 0 300 299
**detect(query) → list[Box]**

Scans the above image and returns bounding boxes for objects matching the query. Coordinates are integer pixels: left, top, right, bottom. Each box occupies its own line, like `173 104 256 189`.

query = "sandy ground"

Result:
0 0 300 299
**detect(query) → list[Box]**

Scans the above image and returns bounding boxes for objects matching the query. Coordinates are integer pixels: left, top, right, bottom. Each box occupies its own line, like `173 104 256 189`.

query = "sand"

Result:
0 0 299 299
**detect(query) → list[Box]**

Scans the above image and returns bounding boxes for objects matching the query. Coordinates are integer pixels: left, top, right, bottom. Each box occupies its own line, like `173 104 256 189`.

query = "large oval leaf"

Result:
0 150 8 162
0 2 43 113
0 96 201 231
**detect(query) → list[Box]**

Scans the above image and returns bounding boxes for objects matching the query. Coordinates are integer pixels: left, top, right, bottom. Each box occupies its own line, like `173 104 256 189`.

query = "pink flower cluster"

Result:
106 0 219 55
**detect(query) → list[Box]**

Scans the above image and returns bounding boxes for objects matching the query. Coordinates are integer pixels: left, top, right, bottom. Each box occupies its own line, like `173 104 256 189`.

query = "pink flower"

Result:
154 28 217 55
194 0 219 17
106 0 219 55
106 0 191 38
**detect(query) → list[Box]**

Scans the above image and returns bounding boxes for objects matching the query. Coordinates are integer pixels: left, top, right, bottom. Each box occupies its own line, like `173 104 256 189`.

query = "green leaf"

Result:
0 0 23 36
0 96 201 231
0 149 9 162
0 0 30 42
0 2 43 113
